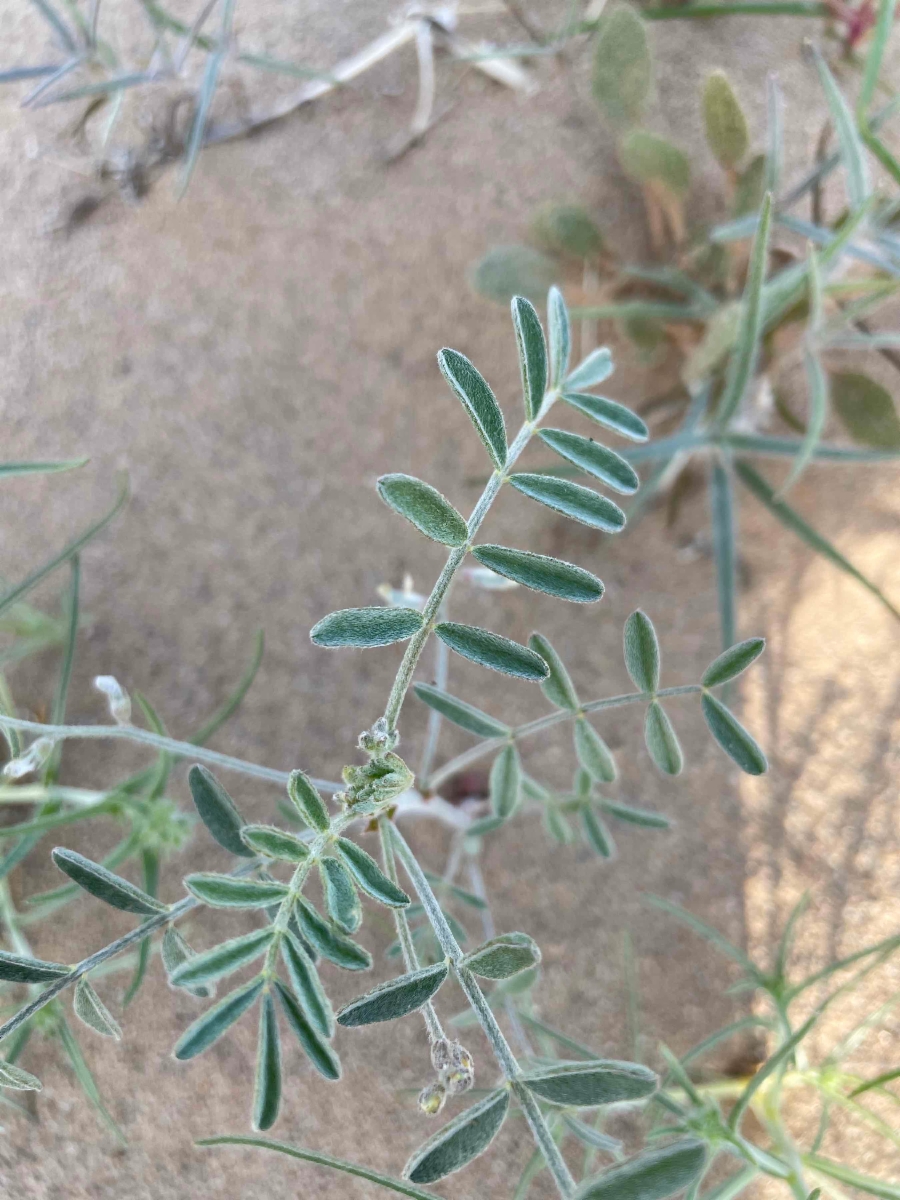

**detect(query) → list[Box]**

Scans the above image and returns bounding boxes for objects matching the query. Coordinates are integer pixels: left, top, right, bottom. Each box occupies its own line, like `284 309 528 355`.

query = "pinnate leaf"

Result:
310 606 423 649
473 544 603 603
275 981 341 1080
336 838 410 909
490 743 521 821
511 473 626 533
624 611 660 693
539 429 639 494
438 348 507 470
170 927 274 989
563 391 648 441
522 1058 656 1107
574 1138 707 1200
644 702 683 776
188 765 253 858
529 633 579 711
703 71 749 170
184 873 289 909
435 623 549 681
413 683 509 739
511 296 547 420
377 474 468 547
337 962 449 1027
403 1089 510 1184
174 978 264 1060
701 694 767 775
52 848 167 916
462 932 540 980
702 638 765 687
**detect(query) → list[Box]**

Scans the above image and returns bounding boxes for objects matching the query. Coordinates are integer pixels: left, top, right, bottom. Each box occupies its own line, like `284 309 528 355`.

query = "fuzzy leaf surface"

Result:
435 623 549 681
511 473 626 532
377 474 468 547
337 962 449 1027
404 1089 510 1184
310 606 423 649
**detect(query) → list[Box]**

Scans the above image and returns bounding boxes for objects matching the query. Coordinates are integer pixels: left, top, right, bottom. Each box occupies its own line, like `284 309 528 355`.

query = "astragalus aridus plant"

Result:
0 289 777 1198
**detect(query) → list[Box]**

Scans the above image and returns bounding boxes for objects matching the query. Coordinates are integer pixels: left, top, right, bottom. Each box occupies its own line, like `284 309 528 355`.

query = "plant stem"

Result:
425 685 701 791
389 822 576 1198
377 818 444 1044
382 418 544 733
0 715 341 793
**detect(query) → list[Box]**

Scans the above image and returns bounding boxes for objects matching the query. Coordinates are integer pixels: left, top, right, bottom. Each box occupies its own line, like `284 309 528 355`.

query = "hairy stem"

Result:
382 417 546 733
389 822 576 1198
425 685 702 791
0 715 341 793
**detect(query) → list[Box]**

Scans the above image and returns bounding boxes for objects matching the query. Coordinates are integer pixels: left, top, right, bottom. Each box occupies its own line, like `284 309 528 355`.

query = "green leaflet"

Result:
522 1058 657 1107
413 683 510 739
471 245 558 306
473 544 603 604
0 458 86 477
830 372 900 450
240 824 310 862
376 474 468 547
717 192 772 426
275 981 341 1080
582 806 615 858
710 458 737 651
73 977 122 1041
0 1058 42 1091
403 1088 510 1184
624 611 660 693
335 837 410 908
574 718 617 783
703 71 749 170
490 743 521 821
184 873 289 909
548 286 571 389
252 993 282 1132
534 204 605 261
437 348 507 470
0 949 68 983
574 1139 707 1200
811 46 869 211
319 857 362 934
281 931 334 1039
539 429 639 495
310 606 423 649
562 391 648 442
52 848 168 916
287 770 331 833
174 977 264 1060
294 897 372 971
591 5 650 126
562 1115 623 1154
702 638 765 687
161 927 215 999
600 800 671 829
435 623 549 681
619 131 691 197
337 962 449 1027
529 633 579 711
462 932 540 980
198 1135 437 1199
188 765 253 858
701 694 767 775
544 805 574 844
510 473 626 533
170 927 275 988
565 348 614 392
644 703 683 776
511 295 548 420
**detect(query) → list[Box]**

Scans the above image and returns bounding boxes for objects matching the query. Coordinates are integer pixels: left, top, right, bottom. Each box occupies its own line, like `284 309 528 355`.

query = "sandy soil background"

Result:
0 2 898 1197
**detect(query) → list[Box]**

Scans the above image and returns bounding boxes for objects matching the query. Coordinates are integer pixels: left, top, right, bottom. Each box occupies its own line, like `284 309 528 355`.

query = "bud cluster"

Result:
417 1038 475 1117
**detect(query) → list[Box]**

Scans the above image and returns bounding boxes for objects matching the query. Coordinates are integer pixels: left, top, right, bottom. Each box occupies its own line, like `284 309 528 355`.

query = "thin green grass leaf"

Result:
811 46 869 211
717 194 772 426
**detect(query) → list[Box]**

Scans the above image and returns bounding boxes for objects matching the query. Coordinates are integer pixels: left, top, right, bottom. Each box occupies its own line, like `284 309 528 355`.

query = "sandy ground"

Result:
0 2 898 1197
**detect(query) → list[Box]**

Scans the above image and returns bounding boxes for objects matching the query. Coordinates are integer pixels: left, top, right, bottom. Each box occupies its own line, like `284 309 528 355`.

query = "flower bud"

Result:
430 1037 454 1072
418 1081 446 1117
3 736 55 780
93 675 132 726
442 1064 475 1095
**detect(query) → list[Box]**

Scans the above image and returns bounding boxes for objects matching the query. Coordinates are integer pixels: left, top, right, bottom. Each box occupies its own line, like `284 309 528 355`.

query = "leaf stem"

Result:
424 685 701 792
388 822 576 1198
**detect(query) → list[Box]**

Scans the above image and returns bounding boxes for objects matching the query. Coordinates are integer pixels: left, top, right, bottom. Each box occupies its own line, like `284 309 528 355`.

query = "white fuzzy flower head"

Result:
3 736 55 780
93 675 132 726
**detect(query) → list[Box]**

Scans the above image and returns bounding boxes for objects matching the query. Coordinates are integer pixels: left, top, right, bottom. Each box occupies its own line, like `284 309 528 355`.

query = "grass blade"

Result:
646 895 764 982
728 1012 817 1130
805 1155 900 1200
198 1136 444 1199
780 250 827 495
735 460 900 620
709 459 737 650
0 458 87 476
58 1016 126 1143
189 629 264 746
717 193 772 427
29 0 77 51
179 0 235 195
0 476 127 620
811 47 869 211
